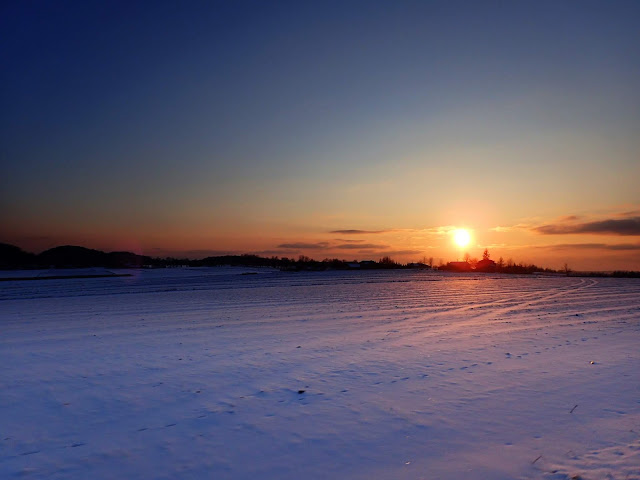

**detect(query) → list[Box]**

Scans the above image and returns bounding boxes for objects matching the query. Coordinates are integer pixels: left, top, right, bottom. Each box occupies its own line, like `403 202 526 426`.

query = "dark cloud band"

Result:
534 217 640 236
329 229 389 235
276 242 329 250
543 243 640 251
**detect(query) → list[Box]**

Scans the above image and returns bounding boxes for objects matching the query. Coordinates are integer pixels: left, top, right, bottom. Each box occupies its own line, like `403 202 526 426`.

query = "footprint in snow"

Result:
20 450 40 456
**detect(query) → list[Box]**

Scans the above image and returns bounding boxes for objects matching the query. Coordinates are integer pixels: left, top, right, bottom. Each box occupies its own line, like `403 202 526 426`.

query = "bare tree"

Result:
379 256 396 266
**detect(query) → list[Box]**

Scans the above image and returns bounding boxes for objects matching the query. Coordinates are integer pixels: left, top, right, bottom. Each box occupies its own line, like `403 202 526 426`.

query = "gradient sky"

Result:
2 1 639 270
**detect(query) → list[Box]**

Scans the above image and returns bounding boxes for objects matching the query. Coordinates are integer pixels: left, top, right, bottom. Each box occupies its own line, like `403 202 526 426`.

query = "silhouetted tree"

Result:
482 249 490 261
378 256 398 268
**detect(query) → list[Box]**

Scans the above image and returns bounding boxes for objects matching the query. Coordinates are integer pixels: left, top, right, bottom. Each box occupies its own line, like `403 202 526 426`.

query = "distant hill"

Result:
0 243 37 268
38 245 109 268
0 244 152 269
106 251 151 268
0 243 351 271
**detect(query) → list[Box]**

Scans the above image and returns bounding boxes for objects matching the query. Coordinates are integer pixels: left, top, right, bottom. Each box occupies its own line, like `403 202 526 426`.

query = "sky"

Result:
1 0 639 270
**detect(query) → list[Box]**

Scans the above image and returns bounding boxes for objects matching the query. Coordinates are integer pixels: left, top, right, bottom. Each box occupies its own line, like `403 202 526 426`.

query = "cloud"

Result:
421 225 458 235
252 249 299 256
146 248 241 258
329 229 390 235
618 210 640 218
421 225 484 236
333 226 465 237
541 243 640 251
490 224 531 233
355 249 423 256
534 217 640 236
334 243 388 250
276 242 329 250
380 249 424 256
482 243 509 249
184 249 238 256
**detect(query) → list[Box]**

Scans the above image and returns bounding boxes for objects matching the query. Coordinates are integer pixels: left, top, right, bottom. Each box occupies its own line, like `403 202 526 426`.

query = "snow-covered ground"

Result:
1 268 639 479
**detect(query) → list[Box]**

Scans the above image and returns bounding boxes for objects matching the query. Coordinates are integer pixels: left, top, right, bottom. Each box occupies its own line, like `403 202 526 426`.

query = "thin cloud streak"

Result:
185 249 239 257
534 217 640 236
334 243 388 250
378 249 424 256
490 224 531 233
540 243 640 251
618 210 640 218
558 215 580 222
491 226 514 233
329 229 391 235
276 242 329 250
252 249 299 256
421 225 458 235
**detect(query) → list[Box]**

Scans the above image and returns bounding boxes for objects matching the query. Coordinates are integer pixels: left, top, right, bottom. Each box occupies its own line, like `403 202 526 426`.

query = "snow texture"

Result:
1 268 639 479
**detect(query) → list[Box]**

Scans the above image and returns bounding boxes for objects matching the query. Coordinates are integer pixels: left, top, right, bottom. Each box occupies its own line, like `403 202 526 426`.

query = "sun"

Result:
453 229 471 248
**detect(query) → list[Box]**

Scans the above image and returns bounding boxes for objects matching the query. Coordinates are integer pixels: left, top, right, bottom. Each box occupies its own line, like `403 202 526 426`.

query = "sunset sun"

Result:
453 229 471 248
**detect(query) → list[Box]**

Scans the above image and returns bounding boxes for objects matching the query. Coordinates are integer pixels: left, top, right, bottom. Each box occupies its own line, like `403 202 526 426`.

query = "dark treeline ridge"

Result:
1 243 638 277
0 244 397 271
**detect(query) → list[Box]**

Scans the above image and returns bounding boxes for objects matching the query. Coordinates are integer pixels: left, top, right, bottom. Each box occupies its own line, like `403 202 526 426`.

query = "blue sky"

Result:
2 1 639 269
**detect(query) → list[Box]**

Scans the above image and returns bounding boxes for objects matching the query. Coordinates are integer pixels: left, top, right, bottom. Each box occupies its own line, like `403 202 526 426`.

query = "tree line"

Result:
1 243 638 277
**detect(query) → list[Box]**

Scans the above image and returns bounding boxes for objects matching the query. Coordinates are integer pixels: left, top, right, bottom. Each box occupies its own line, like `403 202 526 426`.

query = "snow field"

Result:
1 269 639 479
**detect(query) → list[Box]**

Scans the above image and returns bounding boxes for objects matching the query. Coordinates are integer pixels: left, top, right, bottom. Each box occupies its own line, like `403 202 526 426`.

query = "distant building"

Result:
407 262 431 269
443 261 472 272
475 258 497 272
